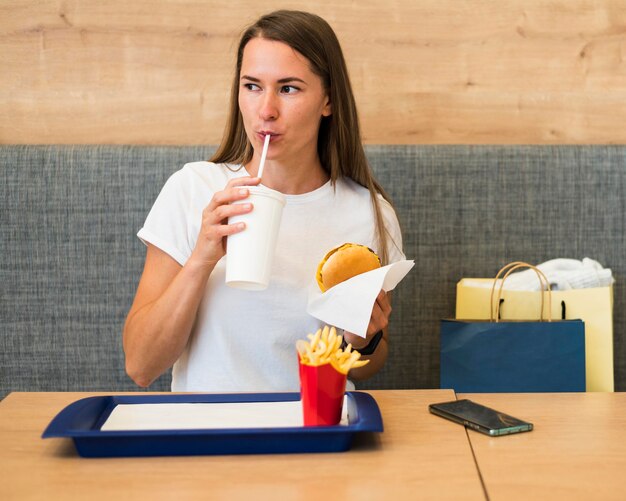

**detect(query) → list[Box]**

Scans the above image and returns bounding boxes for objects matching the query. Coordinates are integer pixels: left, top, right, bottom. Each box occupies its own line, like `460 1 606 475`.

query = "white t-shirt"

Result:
138 161 405 392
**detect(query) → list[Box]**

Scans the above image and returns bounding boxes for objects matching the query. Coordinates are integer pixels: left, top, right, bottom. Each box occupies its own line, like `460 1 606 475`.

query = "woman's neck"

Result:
246 152 329 195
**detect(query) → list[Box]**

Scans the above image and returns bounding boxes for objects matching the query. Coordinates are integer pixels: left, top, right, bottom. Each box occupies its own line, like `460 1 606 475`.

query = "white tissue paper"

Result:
306 260 415 338
463 258 615 291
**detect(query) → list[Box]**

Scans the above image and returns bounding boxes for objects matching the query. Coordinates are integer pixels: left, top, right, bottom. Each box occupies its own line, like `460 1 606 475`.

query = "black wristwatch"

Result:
342 330 384 356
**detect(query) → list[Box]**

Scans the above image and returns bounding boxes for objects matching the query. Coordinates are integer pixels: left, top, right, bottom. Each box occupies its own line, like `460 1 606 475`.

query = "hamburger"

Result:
316 243 381 292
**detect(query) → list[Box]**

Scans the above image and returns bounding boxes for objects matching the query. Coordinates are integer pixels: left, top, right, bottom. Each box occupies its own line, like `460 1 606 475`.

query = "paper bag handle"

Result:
497 264 552 322
489 262 552 322
489 261 527 320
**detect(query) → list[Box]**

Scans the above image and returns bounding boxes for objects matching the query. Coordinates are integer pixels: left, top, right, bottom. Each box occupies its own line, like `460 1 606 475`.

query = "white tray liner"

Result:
101 397 349 431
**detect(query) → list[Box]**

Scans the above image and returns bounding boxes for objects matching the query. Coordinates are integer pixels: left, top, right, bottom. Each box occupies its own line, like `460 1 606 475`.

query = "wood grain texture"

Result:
0 390 485 500
459 393 626 500
1 0 625 144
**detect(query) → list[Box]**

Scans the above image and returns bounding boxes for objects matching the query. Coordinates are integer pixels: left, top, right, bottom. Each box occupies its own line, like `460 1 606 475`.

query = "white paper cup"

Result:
225 186 286 290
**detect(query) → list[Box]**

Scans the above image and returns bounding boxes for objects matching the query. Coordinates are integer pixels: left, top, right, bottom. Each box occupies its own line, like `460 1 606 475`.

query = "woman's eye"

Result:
280 85 299 94
243 83 260 91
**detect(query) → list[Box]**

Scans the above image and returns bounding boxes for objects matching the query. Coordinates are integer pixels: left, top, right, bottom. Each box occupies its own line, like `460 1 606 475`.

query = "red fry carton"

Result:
298 356 347 426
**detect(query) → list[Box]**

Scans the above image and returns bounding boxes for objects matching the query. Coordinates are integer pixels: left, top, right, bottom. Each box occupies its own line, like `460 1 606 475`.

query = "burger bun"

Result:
316 243 381 292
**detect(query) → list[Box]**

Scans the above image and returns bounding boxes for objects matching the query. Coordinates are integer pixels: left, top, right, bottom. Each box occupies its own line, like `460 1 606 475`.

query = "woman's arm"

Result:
123 245 212 387
123 176 261 387
343 290 392 380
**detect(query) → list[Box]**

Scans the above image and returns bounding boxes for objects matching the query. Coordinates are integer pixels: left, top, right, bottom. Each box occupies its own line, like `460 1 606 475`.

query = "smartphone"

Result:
429 399 533 436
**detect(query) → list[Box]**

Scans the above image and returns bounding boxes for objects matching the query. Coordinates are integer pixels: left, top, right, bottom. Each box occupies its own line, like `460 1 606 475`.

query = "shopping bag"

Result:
441 262 586 393
456 276 613 392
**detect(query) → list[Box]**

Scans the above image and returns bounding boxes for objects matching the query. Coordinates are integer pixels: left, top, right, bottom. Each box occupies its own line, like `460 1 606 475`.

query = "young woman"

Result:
123 10 404 391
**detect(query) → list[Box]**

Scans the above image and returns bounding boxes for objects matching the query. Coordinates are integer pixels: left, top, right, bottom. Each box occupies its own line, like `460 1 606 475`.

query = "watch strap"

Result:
342 330 384 356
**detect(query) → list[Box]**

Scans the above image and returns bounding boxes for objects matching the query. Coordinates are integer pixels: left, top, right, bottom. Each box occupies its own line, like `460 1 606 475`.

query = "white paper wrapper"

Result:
100 398 350 431
306 260 415 338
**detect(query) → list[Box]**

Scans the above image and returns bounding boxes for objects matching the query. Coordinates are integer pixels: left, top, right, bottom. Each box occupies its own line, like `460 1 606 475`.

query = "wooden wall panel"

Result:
1 0 625 144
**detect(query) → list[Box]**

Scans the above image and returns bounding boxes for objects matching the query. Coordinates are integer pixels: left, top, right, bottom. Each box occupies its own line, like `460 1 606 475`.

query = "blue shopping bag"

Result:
440 318 586 392
440 261 586 393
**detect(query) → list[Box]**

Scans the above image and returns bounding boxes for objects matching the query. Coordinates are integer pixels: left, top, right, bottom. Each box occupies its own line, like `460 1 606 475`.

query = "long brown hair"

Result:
211 10 398 264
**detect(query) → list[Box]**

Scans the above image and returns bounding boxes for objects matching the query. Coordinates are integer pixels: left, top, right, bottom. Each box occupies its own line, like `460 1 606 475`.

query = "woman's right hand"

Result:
124 175 261 387
189 176 262 269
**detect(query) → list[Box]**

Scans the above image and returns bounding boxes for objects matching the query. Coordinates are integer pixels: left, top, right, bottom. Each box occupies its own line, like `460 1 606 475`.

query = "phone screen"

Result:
429 399 533 436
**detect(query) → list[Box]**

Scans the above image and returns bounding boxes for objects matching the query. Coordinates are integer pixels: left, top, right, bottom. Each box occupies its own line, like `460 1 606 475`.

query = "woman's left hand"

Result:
343 290 391 350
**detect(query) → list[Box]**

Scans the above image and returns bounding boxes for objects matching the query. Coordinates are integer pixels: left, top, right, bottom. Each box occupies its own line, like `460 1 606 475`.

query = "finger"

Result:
207 175 261 210
375 290 388 306
210 201 253 224
206 186 252 212
368 301 388 336
200 217 247 241
212 221 247 238
376 291 392 317
225 176 262 189
205 180 263 218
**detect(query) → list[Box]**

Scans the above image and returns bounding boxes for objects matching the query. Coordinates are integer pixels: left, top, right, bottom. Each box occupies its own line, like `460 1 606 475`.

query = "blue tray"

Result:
42 392 383 457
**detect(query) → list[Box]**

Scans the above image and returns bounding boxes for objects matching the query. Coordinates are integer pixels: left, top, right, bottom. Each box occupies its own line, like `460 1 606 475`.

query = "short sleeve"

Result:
137 169 194 266
378 195 406 263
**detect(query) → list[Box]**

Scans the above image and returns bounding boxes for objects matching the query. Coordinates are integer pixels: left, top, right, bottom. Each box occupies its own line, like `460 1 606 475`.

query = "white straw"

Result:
257 134 271 180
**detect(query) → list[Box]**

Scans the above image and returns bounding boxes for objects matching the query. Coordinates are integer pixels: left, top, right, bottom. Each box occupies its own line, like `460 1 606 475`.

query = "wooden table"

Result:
459 392 626 501
3 390 626 500
0 390 485 500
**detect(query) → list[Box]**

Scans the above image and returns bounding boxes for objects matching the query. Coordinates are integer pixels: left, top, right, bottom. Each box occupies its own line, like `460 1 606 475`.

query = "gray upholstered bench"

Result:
2 145 624 398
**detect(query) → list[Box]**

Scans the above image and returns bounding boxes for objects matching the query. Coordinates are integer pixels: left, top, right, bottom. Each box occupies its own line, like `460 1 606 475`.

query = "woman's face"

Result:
238 37 332 165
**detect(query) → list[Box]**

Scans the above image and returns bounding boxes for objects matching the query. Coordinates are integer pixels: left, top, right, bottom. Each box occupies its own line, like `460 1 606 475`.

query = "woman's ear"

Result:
322 96 332 117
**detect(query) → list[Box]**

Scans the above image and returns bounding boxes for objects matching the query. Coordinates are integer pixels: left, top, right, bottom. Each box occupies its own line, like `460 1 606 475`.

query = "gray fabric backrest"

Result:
367 145 625 392
1 145 624 398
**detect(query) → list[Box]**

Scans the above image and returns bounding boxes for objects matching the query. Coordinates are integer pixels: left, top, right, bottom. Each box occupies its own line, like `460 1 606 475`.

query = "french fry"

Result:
296 340 308 359
297 325 370 375
321 325 329 340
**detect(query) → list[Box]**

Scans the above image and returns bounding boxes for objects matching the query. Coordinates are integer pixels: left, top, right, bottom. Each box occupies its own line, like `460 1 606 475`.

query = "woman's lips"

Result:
257 131 280 142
